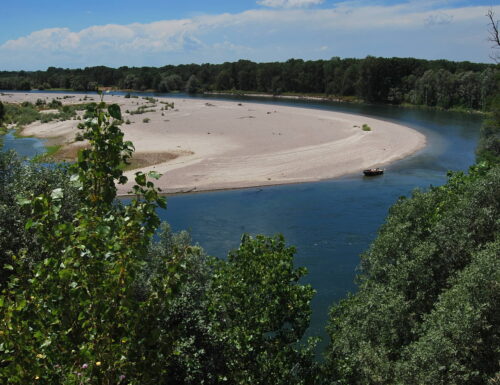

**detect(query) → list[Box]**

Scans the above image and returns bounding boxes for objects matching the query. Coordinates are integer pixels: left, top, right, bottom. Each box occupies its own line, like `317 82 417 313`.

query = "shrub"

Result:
5 103 40 126
48 99 63 109
35 98 46 107
362 124 372 131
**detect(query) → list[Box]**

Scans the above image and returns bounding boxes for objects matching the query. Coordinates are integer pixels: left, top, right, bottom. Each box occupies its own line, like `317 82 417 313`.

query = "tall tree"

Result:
0 101 5 123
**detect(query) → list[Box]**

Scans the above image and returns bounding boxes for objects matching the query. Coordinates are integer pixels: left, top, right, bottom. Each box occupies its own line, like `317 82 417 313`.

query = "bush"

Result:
362 124 372 131
4 103 40 126
48 99 62 109
35 98 46 107
0 152 82 288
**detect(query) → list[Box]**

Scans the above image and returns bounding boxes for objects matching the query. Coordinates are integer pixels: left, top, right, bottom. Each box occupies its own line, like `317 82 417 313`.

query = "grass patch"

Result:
122 152 181 171
3 101 94 128
32 144 62 162
143 96 157 103
130 105 156 115
13 129 33 138
44 144 62 157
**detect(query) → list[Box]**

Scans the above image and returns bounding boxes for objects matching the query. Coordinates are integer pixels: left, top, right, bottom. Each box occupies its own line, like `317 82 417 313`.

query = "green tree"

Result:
215 70 234 90
0 97 182 384
0 152 81 289
396 240 500 385
0 101 5 124
477 73 500 163
185 74 201 94
325 165 500 384
208 234 318 385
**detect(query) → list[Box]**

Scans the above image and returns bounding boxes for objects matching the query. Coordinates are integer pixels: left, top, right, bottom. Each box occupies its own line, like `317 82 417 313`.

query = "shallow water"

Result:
1 130 46 157
1 90 483 348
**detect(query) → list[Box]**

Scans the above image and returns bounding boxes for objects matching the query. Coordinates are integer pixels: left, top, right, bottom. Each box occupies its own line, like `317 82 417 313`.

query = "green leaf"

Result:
157 197 167 209
51 188 64 201
16 299 27 311
135 172 147 186
108 104 122 120
58 269 72 280
16 195 31 206
148 171 162 180
25 218 34 230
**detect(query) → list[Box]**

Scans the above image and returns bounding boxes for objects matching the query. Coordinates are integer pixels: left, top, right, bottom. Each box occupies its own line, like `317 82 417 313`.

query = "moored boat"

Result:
363 168 384 176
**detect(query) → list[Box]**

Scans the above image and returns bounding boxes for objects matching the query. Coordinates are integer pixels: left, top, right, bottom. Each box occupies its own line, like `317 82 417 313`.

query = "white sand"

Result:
1 92 426 194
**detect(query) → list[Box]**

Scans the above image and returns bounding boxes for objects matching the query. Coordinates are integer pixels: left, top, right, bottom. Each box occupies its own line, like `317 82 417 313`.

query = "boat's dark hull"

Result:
363 169 384 176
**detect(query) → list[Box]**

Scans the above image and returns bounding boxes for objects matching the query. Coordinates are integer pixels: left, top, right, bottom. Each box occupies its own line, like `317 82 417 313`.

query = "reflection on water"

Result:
1 91 483 347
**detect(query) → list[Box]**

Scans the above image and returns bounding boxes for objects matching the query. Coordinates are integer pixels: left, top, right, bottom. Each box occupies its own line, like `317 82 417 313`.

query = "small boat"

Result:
363 168 384 176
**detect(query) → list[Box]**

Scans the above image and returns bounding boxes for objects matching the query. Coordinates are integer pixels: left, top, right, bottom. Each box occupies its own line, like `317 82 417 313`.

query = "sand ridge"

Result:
1 92 426 194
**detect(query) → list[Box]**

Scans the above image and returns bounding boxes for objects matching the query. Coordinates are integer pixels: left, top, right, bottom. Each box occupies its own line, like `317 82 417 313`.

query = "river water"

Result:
1 91 483 346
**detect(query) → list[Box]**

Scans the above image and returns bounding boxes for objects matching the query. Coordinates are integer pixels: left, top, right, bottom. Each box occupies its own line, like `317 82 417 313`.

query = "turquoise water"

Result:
1 91 483 347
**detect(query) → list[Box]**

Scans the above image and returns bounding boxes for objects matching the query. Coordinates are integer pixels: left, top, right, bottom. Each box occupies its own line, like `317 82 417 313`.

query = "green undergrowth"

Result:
3 101 103 129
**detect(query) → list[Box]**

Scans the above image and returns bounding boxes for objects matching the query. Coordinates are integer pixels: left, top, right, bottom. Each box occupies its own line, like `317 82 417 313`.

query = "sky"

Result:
0 0 499 70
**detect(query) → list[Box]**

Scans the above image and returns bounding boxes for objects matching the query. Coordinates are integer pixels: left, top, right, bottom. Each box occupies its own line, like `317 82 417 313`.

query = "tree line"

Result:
0 56 498 110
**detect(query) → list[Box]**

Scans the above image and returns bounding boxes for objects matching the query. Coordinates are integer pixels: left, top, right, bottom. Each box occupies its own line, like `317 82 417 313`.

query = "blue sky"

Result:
0 0 498 70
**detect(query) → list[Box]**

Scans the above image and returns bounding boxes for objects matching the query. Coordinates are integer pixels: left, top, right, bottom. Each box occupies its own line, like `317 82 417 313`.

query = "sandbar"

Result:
1 92 426 195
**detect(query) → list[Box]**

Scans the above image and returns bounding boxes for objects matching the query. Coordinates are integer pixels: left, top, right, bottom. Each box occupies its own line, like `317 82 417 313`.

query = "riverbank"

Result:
1 92 426 195
205 91 358 104
206 91 486 115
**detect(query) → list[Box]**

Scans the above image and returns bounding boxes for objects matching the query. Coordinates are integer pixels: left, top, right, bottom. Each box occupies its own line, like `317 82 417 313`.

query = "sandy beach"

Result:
1 92 426 194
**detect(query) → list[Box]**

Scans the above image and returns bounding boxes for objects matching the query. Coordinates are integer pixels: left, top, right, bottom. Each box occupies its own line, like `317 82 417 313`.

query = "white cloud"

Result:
425 12 454 25
257 0 324 8
0 2 498 70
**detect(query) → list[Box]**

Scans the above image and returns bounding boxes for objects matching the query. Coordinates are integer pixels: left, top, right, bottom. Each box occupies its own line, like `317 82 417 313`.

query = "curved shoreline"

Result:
1 92 426 195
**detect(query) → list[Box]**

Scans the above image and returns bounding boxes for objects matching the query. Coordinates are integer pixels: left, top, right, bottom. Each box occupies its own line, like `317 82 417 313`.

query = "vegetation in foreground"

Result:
0 99 317 384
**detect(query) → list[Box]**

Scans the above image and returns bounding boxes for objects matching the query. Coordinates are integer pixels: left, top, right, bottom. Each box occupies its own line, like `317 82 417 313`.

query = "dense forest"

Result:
0 56 498 110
